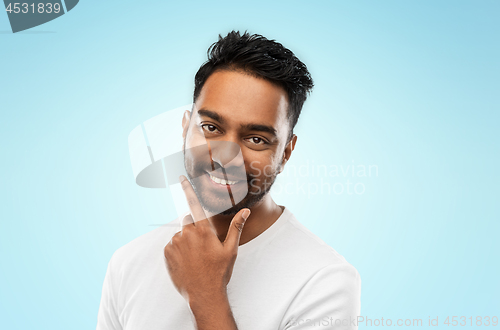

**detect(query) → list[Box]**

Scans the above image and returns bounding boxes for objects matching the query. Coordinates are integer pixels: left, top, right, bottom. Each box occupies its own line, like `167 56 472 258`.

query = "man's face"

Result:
182 70 296 216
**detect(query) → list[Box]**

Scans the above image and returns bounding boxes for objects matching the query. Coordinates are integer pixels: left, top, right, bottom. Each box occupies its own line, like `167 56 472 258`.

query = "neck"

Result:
207 194 284 245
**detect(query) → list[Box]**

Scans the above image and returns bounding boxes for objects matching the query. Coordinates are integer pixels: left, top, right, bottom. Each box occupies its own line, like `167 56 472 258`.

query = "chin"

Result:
198 194 235 215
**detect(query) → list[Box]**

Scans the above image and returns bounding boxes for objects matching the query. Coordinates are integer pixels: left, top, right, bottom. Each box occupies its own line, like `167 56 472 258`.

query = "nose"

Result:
208 140 244 170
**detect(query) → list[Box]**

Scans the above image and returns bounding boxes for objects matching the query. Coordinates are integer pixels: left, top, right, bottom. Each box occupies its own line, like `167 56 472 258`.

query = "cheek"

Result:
185 145 212 170
184 134 212 168
245 153 278 180
185 125 207 149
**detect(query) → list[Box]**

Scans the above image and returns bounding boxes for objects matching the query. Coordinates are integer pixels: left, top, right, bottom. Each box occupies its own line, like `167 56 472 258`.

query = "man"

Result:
97 31 361 330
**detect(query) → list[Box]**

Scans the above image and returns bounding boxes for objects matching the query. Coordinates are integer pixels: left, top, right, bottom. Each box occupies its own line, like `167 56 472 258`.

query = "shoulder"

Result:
271 209 361 326
272 208 356 269
281 261 361 328
261 207 361 293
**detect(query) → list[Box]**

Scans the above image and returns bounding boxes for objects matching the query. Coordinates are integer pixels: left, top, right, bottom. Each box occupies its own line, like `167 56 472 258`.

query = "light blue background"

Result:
1 1 498 329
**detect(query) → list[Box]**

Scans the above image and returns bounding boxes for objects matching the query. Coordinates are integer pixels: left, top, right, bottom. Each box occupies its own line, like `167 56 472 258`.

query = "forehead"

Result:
194 70 289 137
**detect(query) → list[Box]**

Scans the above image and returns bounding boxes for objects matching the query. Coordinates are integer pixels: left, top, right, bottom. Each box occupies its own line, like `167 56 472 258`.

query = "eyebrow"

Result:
198 109 224 124
197 109 278 138
240 123 277 138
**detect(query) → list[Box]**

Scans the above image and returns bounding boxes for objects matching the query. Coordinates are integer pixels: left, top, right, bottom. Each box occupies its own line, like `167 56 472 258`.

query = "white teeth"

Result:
209 173 237 185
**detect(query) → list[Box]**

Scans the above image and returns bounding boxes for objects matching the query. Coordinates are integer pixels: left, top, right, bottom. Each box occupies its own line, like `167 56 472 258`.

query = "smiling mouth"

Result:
207 172 240 185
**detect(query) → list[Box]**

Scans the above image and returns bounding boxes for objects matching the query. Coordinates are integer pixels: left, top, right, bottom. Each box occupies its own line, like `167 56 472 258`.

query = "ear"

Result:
278 134 297 174
182 110 191 139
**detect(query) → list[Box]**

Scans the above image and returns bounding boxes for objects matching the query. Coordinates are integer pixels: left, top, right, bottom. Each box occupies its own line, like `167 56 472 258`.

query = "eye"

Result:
201 124 221 134
247 137 267 145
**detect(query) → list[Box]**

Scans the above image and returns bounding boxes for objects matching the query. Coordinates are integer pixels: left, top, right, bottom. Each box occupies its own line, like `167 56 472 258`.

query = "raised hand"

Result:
164 175 250 305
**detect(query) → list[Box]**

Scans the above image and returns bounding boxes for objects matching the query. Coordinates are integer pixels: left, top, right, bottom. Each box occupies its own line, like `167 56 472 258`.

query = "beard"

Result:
183 142 280 216
217 169 278 216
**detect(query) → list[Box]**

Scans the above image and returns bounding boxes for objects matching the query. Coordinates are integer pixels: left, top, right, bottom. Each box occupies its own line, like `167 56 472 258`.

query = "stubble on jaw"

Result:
183 144 282 216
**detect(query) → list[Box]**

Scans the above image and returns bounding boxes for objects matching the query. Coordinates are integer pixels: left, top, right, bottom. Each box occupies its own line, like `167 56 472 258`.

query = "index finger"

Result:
179 175 207 223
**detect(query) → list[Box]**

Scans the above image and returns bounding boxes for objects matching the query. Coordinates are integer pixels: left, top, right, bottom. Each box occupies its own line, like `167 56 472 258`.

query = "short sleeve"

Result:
281 263 361 330
96 254 123 330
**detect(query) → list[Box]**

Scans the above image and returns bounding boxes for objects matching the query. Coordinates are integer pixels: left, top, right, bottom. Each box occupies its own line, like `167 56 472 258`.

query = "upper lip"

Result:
206 171 246 182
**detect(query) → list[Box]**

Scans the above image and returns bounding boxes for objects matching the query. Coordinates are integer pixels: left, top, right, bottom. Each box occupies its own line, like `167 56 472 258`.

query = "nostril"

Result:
209 141 244 167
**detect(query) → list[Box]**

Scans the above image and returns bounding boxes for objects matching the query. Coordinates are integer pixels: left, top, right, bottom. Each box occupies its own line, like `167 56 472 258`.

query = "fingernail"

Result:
179 175 186 183
242 209 250 220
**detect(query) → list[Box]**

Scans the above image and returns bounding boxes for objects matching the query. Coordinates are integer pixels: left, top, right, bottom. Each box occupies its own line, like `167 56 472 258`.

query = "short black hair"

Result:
193 31 314 143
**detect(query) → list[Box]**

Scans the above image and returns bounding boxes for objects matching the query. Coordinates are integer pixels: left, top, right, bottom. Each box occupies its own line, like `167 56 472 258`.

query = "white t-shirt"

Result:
96 207 361 329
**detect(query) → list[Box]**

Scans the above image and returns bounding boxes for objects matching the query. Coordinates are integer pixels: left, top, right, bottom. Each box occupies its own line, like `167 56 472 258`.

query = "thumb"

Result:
223 208 251 251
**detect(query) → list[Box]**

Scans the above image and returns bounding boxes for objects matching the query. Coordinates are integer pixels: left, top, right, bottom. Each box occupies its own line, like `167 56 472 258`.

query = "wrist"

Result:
188 287 229 313
188 288 238 330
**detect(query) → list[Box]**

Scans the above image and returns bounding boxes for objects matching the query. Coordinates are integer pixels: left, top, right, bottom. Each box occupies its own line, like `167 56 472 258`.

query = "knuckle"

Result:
170 233 182 244
183 228 196 239
187 198 198 207
233 221 244 233
199 224 212 235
